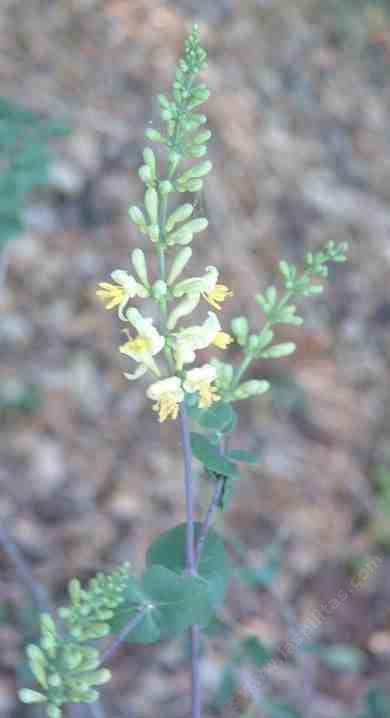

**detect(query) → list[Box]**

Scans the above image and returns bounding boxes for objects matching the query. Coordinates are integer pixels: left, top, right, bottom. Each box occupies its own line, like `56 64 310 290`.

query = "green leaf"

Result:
263 700 302 718
227 449 259 465
114 566 211 643
146 523 232 624
319 644 366 673
191 433 240 479
214 665 236 709
238 636 274 667
195 401 237 433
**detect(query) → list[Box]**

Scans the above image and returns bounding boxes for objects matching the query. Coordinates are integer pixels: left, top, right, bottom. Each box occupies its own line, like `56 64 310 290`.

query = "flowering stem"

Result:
232 290 293 390
179 404 201 718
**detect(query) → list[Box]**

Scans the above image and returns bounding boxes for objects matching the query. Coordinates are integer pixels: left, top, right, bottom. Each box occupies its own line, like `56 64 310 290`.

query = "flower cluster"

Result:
96 27 235 422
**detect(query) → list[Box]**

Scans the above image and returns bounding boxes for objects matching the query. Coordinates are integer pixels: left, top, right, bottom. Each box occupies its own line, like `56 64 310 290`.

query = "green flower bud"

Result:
186 179 203 192
139 165 154 185
234 380 271 400
177 160 212 185
131 248 149 286
248 335 264 353
165 204 194 233
19 689 47 704
145 188 159 224
81 623 110 640
82 669 111 686
80 689 99 704
167 293 200 330
128 206 146 227
63 646 83 670
41 614 56 636
68 578 82 605
167 248 193 285
27 645 48 688
148 224 160 243
145 128 166 144
152 280 168 300
40 635 57 658
188 146 207 158
231 317 249 345
47 706 62 718
168 150 181 166
159 180 173 195
167 218 208 246
193 130 212 145
210 359 234 390
261 342 296 359
48 674 62 689
248 328 274 354
143 147 156 174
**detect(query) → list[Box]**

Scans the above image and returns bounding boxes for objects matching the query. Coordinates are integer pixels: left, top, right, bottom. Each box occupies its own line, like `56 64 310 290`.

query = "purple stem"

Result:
195 479 224 565
100 609 146 664
195 435 229 565
179 404 201 718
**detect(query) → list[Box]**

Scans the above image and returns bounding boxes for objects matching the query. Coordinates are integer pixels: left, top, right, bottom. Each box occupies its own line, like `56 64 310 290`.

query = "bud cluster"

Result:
19 564 131 715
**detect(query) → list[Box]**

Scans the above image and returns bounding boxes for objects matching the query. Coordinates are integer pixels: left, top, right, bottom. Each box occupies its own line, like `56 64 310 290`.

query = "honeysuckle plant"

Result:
19 27 348 718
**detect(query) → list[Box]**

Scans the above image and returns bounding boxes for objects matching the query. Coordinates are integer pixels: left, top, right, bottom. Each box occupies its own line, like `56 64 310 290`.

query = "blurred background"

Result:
1 1 390 717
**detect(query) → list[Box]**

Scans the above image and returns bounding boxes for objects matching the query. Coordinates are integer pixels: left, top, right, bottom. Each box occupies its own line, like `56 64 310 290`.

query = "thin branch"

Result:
195 435 230 565
195 479 224 565
179 404 201 718
100 609 146 664
0 521 52 614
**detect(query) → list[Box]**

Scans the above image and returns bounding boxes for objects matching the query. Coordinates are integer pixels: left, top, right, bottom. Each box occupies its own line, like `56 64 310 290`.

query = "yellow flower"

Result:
119 308 164 379
96 270 148 319
173 312 234 369
146 377 184 422
213 331 234 349
173 265 233 311
184 364 220 408
204 283 233 311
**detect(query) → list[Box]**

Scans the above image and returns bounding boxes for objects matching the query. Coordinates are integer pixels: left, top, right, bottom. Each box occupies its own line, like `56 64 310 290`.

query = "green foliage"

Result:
0 380 42 418
316 643 366 673
146 522 232 623
214 633 274 709
0 97 69 250
188 399 237 433
115 565 212 643
370 466 390 547
355 687 390 718
191 432 241 479
229 533 284 589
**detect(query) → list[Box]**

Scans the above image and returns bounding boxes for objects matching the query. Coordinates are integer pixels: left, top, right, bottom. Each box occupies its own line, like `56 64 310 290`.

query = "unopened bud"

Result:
234 381 270 400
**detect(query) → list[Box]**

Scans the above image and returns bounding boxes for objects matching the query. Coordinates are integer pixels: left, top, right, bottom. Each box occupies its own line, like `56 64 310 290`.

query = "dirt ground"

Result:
1 1 390 717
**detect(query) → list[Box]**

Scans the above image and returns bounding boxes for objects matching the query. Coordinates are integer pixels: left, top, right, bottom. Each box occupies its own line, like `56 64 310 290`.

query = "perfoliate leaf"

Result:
113 566 211 643
146 523 232 625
